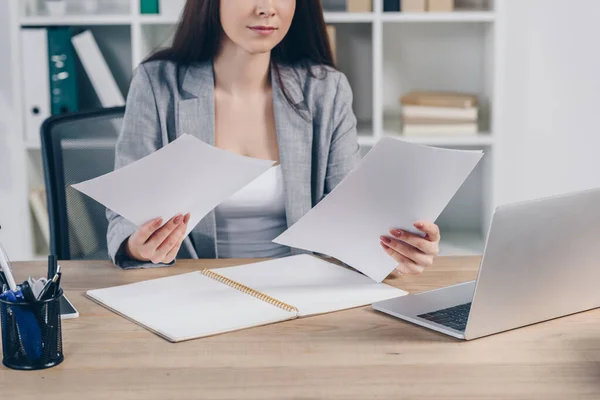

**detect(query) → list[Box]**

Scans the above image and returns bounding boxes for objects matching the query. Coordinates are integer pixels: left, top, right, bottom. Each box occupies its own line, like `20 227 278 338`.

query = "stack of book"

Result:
399 91 479 136
346 0 372 12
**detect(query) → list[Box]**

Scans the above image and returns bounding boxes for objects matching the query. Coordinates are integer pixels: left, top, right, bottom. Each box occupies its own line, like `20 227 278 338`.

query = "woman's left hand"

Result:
380 220 441 276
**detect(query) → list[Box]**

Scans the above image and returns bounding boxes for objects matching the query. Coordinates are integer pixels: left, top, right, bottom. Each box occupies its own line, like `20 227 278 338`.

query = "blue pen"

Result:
0 289 43 361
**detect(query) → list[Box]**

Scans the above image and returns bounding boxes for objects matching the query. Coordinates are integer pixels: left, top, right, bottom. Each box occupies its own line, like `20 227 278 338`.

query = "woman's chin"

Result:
242 41 279 55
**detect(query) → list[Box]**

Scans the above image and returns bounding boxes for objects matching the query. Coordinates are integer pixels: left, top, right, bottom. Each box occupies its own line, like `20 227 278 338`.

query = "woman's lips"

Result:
248 26 277 36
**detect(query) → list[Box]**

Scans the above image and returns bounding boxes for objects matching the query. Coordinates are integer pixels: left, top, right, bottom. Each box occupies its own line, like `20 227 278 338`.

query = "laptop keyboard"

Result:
417 302 472 332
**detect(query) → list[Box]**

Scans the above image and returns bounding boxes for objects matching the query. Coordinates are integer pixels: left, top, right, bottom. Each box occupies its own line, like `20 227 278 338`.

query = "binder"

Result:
72 30 125 108
140 0 159 14
47 27 78 115
20 28 51 143
384 0 401 11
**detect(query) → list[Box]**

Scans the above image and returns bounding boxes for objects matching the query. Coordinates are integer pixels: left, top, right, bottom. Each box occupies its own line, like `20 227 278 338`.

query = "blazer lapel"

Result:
178 62 217 258
178 62 215 145
271 65 313 243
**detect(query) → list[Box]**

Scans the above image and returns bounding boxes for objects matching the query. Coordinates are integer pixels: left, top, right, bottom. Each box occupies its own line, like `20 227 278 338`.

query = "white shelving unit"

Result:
6 0 501 260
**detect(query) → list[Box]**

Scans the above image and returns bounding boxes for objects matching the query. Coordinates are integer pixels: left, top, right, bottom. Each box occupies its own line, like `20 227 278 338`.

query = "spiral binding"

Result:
200 269 299 314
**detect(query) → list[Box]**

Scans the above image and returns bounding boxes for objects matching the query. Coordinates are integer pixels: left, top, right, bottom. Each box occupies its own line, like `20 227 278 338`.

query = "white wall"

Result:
499 0 600 205
0 0 32 260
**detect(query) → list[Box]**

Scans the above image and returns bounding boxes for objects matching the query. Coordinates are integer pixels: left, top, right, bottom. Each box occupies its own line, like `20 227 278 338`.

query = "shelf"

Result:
139 12 377 25
381 11 495 23
18 11 493 27
20 15 132 26
438 231 485 256
324 12 375 23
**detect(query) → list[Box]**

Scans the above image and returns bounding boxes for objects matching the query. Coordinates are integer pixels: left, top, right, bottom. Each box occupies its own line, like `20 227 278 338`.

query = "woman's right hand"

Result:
125 213 191 264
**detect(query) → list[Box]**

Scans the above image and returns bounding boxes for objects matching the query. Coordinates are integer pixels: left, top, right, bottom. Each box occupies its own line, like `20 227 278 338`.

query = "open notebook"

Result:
86 255 407 342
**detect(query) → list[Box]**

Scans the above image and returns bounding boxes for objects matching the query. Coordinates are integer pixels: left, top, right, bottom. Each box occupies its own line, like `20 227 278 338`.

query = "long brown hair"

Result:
145 0 336 110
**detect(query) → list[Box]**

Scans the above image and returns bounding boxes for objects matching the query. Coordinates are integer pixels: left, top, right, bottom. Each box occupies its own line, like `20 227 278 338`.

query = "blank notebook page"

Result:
216 255 407 317
86 271 295 342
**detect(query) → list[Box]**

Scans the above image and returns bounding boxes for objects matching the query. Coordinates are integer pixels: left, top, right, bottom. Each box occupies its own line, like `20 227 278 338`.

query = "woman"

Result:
106 0 441 277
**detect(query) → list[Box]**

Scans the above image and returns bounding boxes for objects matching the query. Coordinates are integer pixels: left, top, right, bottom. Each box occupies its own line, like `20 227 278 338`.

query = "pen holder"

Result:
0 289 64 370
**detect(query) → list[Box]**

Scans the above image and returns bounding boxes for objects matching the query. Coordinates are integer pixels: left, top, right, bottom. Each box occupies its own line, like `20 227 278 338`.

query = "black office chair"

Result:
41 106 125 260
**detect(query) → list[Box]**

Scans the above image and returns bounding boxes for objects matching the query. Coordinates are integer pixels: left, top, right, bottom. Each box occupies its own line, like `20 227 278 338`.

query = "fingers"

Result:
389 229 439 256
380 241 424 275
131 217 163 246
152 213 190 264
163 235 185 263
380 236 434 268
414 220 441 243
144 214 184 253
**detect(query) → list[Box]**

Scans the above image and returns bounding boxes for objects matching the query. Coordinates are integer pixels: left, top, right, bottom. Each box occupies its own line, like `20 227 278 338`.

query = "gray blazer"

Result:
107 60 361 268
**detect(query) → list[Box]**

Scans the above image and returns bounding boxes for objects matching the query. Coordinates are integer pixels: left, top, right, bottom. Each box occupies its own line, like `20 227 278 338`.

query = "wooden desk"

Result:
1 257 599 400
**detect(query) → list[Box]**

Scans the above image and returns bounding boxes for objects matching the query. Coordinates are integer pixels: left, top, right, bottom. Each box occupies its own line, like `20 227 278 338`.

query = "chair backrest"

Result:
41 107 124 260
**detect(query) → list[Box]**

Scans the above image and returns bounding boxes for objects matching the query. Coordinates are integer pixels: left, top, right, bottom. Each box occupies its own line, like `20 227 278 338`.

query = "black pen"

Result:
0 271 7 288
47 255 57 280
21 281 37 303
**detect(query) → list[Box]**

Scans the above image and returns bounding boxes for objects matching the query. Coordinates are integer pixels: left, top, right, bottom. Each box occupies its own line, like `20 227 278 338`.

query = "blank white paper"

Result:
273 137 484 283
72 134 275 235
216 254 407 317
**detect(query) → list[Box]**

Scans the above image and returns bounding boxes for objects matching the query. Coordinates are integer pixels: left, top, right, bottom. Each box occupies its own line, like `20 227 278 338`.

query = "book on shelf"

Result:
402 105 478 120
384 0 401 12
400 91 478 109
21 28 51 144
48 27 79 116
399 91 480 135
346 0 372 12
72 30 125 108
402 120 479 136
140 0 159 14
401 0 426 12
428 0 454 12
20 27 79 144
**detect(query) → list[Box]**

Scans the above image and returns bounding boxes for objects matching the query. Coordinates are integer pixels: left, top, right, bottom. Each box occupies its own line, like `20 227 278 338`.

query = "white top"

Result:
215 165 290 259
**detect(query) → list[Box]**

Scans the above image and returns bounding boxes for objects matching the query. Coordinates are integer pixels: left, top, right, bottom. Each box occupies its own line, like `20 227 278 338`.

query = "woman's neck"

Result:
213 37 271 95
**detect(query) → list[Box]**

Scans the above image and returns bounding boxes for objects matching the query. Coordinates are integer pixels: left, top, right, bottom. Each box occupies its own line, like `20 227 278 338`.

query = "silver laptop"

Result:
372 187 600 340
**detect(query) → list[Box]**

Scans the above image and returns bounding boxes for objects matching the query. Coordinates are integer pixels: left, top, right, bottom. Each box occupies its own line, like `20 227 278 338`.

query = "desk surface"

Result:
1 256 599 400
